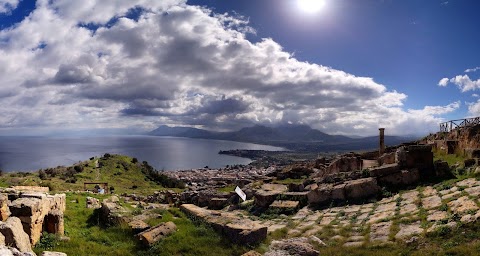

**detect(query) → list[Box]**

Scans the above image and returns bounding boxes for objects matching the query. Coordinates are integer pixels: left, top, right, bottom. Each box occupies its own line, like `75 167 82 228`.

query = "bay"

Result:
0 135 283 172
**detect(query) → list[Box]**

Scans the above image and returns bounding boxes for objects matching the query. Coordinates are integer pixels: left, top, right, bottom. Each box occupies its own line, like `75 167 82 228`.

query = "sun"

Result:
297 0 326 14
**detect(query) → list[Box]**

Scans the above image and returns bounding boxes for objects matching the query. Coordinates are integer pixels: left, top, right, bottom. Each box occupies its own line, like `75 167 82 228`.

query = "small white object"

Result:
235 186 247 202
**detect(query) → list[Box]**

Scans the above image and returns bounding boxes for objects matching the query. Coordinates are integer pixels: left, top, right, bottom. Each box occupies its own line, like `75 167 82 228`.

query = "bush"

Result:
74 165 84 173
132 158 138 164
36 232 58 250
140 162 185 189
39 170 47 180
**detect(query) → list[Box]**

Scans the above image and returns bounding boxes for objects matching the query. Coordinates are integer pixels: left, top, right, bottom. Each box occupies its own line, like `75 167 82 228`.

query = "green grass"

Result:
273 178 305 185
433 149 466 167
217 185 236 193
34 193 252 256
0 154 181 195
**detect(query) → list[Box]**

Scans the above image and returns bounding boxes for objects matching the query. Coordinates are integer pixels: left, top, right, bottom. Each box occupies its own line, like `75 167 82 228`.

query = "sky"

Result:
0 0 479 137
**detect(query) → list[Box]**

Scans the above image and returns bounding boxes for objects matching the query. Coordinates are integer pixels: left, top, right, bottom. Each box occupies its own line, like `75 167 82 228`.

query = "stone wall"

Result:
0 187 65 247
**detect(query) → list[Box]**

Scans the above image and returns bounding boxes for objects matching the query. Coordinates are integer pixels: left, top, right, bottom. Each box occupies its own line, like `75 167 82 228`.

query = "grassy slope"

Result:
0 154 177 195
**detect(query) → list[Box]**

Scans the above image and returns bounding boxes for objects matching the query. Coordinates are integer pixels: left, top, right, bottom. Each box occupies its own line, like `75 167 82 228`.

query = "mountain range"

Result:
148 124 417 152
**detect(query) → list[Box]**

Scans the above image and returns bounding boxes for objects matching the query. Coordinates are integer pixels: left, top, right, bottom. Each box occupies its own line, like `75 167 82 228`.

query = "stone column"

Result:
379 128 385 156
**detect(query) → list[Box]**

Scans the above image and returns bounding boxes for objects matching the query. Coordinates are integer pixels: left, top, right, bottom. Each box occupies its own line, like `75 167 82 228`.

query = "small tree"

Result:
132 157 138 164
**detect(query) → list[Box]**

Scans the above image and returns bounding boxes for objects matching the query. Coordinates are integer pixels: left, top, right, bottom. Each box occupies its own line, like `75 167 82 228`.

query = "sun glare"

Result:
297 0 326 14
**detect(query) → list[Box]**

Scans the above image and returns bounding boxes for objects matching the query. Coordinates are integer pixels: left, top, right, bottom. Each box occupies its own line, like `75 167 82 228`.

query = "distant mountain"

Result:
148 124 417 152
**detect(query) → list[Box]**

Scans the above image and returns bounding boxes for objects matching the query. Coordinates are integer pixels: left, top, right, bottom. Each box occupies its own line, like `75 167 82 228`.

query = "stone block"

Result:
0 217 32 253
137 221 177 246
344 178 380 201
368 164 400 177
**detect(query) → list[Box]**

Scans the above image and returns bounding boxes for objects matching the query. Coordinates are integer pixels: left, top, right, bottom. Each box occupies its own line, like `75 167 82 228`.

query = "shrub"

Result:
132 158 138 163
74 165 84 173
36 232 58 250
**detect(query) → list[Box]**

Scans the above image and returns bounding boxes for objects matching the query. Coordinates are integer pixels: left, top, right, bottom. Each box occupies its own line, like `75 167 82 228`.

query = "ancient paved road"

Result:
261 178 480 247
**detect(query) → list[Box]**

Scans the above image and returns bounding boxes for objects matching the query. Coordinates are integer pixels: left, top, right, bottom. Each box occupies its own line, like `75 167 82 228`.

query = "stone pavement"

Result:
260 178 480 247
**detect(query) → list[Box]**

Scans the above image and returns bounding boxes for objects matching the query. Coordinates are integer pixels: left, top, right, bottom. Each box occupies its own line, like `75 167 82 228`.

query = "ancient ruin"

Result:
0 186 66 254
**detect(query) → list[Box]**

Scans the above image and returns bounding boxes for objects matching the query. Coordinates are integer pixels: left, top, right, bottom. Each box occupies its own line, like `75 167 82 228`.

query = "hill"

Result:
149 124 416 151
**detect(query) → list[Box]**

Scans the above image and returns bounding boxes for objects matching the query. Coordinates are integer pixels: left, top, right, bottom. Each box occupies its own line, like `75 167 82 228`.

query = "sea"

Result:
0 135 284 172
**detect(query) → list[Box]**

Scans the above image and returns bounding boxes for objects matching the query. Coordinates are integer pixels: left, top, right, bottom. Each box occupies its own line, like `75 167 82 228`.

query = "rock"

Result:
180 204 267 244
434 160 451 178
0 194 11 221
368 164 400 177
308 235 326 247
208 198 228 210
427 211 448 222
137 221 177 247
269 200 299 213
395 222 423 240
85 197 100 209
0 217 32 252
254 184 288 208
307 184 332 205
448 196 479 214
370 221 392 242
241 250 262 256
128 220 150 234
41 252 67 256
422 195 442 210
326 155 362 174
8 193 65 245
267 237 319 256
344 178 380 201
100 200 130 226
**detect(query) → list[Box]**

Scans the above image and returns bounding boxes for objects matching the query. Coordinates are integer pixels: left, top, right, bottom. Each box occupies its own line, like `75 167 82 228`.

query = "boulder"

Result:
137 221 177 246
0 217 32 253
344 178 380 201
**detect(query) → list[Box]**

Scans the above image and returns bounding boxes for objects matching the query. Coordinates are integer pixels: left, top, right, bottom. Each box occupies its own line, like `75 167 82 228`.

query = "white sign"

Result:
235 186 247 202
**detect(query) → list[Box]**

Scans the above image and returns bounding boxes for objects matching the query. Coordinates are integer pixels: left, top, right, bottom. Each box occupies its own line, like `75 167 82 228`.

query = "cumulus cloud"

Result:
0 0 18 13
439 67 480 92
0 0 460 136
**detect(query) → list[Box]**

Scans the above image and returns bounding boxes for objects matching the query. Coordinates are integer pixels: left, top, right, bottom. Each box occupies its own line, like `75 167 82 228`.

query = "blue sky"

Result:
0 0 478 136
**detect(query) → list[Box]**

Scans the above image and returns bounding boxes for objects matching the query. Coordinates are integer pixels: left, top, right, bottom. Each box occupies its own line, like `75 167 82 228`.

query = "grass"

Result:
0 154 181 195
34 193 252 256
217 184 236 193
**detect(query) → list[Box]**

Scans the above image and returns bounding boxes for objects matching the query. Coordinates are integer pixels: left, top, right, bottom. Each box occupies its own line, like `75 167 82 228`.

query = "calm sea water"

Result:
0 135 283 172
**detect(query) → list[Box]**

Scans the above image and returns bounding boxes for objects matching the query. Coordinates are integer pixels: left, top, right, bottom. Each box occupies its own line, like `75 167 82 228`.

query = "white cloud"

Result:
465 67 480 73
0 0 461 136
449 75 480 92
468 100 480 116
438 77 449 87
0 0 18 13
